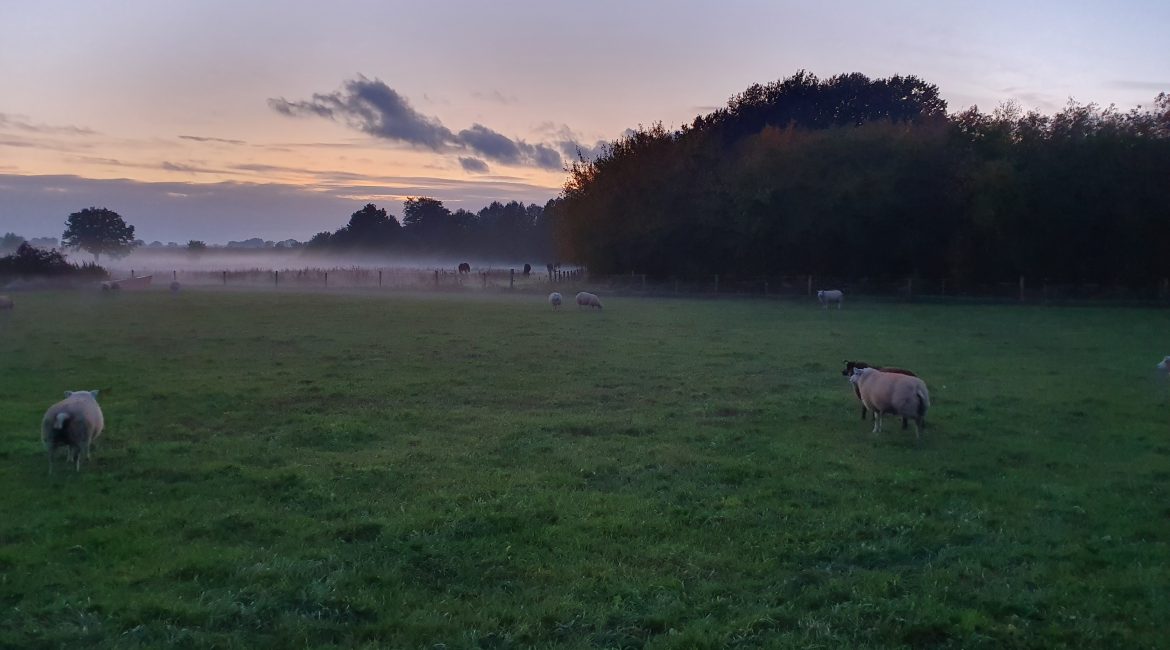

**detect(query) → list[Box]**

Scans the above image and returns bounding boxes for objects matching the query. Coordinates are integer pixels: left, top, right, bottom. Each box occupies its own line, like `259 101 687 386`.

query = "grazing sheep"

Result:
41 390 105 473
549 292 563 309
850 368 930 438
169 281 182 293
0 295 13 309
841 360 918 423
576 291 602 309
1157 356 1169 371
817 289 844 309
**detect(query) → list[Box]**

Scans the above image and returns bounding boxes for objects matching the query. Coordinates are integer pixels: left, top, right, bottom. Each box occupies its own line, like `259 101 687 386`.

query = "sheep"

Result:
0 295 13 309
850 367 930 438
1157 356 1169 371
576 291 602 309
548 292 563 309
169 281 182 293
41 390 105 473
458 262 471 274
817 289 843 309
841 360 918 424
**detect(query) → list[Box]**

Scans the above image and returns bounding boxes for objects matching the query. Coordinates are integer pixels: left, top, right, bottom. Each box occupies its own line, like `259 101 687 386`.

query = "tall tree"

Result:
61 207 137 262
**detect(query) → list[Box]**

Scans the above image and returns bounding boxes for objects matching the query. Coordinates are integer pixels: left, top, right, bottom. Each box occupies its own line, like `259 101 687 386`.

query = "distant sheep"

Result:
41 390 105 473
576 291 602 309
850 368 930 438
0 295 13 309
169 281 181 293
458 262 471 274
549 292 563 309
841 360 918 423
817 289 843 309
1158 356 1169 371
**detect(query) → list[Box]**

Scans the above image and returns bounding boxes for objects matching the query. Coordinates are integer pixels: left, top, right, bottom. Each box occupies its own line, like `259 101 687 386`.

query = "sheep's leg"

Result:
872 413 882 434
902 417 909 430
859 404 867 420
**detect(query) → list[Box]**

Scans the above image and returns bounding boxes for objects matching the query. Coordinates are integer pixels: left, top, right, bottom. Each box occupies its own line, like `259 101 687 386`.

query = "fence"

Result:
110 267 1170 304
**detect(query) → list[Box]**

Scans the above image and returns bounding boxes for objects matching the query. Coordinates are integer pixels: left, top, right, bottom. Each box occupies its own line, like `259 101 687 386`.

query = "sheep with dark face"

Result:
41 390 105 473
850 368 930 439
841 360 918 424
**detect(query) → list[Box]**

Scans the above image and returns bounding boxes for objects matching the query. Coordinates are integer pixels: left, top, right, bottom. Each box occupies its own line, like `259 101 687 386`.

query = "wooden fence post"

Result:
222 271 226 286
379 270 383 287
275 270 279 287
325 272 328 287
510 268 515 289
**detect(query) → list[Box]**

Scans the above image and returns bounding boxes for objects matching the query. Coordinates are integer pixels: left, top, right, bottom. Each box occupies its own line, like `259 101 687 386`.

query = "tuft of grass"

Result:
0 289 1167 647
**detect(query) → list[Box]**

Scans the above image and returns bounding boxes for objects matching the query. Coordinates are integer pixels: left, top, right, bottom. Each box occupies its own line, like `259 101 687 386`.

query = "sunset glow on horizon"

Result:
2 0 1167 242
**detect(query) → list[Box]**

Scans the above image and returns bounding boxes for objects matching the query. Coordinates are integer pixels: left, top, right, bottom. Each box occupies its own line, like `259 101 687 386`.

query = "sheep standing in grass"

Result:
817 289 843 309
576 291 602 309
850 368 929 438
841 360 918 425
548 292 563 309
41 390 105 473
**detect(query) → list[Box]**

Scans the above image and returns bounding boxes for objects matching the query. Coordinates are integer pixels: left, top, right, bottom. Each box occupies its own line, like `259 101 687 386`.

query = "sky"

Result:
1 0 1167 243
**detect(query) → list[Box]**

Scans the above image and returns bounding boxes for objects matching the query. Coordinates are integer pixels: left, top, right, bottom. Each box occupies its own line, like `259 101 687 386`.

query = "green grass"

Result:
0 289 1166 648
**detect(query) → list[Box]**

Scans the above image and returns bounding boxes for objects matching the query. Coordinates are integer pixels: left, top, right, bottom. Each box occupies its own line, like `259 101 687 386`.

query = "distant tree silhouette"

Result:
61 207 137 263
330 203 401 250
0 232 26 255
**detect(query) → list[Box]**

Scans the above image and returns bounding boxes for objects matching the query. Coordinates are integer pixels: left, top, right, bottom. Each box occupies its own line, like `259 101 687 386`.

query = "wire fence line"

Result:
109 266 1170 304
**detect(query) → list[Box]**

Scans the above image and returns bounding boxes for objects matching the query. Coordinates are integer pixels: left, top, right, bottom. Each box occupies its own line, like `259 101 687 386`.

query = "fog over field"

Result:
73 249 550 274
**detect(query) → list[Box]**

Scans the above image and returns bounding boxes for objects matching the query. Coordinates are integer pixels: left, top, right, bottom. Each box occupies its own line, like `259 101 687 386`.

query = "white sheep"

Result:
817 289 843 309
548 292 563 309
576 291 602 309
0 295 13 309
41 390 105 473
850 367 930 438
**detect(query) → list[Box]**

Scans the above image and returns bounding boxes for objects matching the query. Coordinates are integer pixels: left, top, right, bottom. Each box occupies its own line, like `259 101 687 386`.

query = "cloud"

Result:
459 157 490 173
473 90 519 104
179 135 247 145
0 113 96 136
162 161 225 174
269 76 455 149
270 76 566 170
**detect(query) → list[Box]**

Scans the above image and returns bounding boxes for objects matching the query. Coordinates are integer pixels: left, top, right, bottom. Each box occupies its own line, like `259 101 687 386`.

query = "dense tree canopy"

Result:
555 72 1170 284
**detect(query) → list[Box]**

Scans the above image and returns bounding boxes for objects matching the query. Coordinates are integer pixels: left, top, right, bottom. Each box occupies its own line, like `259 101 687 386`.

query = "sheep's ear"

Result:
89 390 100 398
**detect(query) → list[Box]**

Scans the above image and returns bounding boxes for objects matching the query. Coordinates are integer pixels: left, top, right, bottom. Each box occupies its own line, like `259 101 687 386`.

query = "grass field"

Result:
0 289 1167 648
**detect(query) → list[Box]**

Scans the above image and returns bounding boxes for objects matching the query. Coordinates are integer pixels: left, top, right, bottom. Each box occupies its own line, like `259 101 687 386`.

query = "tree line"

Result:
307 198 558 261
553 71 1170 285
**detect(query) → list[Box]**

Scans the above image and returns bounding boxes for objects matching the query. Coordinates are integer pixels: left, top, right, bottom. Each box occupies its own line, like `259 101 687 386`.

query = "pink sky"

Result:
2 0 1166 242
